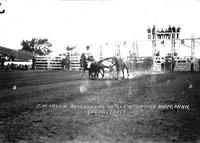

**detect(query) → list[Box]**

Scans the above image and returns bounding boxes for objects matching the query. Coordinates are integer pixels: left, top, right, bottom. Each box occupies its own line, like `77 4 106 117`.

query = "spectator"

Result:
172 26 176 39
147 27 151 39
168 25 172 39
152 25 156 39
161 28 164 39
190 58 196 72
157 29 161 39
161 57 165 71
171 56 175 71
164 28 168 39
32 58 36 70
61 58 66 70
156 51 160 56
177 26 181 39
0 55 5 70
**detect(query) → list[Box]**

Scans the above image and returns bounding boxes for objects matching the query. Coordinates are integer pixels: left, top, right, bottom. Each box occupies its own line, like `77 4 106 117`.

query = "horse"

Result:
80 58 94 79
80 56 111 80
110 56 129 79
88 61 110 79
86 62 101 79
80 56 104 80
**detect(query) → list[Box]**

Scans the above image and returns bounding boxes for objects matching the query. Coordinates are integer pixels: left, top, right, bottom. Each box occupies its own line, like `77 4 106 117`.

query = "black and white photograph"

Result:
0 0 200 142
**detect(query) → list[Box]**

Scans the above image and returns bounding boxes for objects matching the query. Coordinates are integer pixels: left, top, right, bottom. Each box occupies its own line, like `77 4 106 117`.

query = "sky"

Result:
1 0 200 58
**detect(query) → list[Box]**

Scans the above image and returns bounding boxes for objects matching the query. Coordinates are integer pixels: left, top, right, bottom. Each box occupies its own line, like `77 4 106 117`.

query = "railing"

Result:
69 56 81 71
148 32 181 40
35 56 62 70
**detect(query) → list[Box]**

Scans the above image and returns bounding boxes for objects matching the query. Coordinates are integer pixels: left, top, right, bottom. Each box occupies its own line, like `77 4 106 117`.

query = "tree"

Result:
65 45 76 51
21 38 52 55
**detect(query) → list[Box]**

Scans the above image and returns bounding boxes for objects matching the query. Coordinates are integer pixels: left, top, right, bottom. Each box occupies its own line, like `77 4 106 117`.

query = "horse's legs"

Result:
96 71 99 77
116 69 119 80
88 70 92 80
94 72 97 80
81 69 85 77
126 66 129 78
101 68 105 78
122 69 124 79
89 71 96 80
88 71 90 79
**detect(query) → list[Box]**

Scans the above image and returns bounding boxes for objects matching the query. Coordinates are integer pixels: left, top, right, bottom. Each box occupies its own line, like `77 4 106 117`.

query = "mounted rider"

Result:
80 52 97 79
80 52 110 79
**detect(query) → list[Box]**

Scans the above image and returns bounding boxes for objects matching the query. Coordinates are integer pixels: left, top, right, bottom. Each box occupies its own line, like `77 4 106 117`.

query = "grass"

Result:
0 70 200 143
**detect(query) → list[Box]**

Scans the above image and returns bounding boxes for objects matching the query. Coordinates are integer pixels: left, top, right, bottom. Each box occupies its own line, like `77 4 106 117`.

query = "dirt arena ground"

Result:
0 70 200 143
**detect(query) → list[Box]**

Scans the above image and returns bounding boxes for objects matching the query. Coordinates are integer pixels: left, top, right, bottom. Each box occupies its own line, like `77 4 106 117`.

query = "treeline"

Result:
21 38 52 56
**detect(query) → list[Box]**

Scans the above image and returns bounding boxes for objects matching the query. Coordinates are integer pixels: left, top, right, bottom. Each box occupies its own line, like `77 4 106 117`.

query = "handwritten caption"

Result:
35 103 190 115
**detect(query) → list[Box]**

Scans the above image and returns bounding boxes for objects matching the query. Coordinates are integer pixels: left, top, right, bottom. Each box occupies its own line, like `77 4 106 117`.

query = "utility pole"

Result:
191 33 195 59
171 34 176 71
152 39 156 71
134 41 138 57
115 41 121 58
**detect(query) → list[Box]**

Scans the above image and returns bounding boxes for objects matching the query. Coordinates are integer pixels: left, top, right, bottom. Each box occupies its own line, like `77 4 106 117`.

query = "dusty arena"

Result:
0 70 200 143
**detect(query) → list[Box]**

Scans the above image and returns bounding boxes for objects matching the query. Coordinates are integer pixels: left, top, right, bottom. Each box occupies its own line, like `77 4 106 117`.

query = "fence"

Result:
69 53 81 71
174 59 191 71
127 57 153 71
35 56 62 70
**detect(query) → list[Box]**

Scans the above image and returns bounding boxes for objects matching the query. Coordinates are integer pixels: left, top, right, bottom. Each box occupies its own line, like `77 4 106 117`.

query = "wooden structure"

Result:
149 29 200 72
69 52 81 71
35 56 62 70
150 32 180 71
174 58 191 71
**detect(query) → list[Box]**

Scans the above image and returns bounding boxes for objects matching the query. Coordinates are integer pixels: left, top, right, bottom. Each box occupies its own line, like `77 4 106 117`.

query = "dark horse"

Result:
110 56 129 79
88 60 110 79
80 56 110 80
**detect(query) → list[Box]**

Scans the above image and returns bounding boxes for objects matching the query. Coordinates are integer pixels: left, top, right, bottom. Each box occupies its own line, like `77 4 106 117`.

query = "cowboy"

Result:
176 26 181 39
191 58 195 72
161 28 164 39
0 55 5 70
157 29 161 39
147 27 151 39
168 25 172 39
152 25 156 39
164 28 168 39
172 26 176 39
161 57 165 71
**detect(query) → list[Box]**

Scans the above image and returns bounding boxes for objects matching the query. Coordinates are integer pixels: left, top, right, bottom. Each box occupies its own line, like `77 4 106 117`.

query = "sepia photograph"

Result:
0 0 200 142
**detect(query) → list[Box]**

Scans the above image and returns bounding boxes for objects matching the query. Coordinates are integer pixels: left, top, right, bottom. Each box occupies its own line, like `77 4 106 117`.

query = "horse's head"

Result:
110 56 118 65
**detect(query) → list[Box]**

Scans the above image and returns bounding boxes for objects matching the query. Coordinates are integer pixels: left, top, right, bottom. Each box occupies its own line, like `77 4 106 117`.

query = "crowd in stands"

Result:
155 54 200 71
0 54 6 70
147 25 181 40
0 54 31 71
4 63 29 71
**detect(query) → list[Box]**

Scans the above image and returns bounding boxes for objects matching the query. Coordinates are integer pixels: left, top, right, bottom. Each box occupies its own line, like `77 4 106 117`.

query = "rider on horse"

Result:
80 53 110 80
